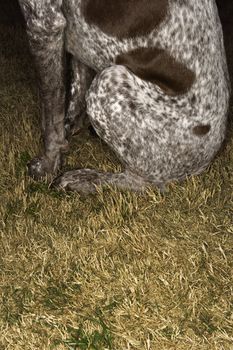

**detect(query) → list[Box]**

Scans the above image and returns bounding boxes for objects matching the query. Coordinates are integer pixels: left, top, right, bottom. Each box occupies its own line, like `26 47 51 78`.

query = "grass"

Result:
0 23 233 350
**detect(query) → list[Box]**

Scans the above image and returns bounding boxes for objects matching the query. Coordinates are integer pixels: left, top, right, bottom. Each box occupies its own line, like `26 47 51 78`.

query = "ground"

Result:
0 2 232 349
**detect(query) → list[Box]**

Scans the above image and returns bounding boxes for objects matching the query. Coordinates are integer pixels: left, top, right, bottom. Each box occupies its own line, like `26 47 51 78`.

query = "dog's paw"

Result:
27 155 61 180
52 169 100 193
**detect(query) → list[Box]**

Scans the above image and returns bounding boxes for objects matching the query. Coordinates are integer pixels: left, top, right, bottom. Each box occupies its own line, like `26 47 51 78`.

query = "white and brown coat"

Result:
19 0 230 192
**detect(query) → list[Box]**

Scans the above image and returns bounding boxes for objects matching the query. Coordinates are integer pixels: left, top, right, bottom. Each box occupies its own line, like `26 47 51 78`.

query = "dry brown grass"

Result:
0 24 233 350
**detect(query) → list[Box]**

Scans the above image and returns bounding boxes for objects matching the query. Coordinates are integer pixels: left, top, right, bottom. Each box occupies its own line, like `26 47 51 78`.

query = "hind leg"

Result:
53 65 159 193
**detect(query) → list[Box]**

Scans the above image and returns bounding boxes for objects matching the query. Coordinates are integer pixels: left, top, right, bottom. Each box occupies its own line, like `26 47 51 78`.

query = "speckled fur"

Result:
19 0 230 193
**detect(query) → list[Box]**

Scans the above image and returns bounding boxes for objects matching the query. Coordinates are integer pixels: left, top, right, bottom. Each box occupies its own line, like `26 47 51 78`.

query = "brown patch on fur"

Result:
193 125 211 136
81 0 168 39
116 47 196 96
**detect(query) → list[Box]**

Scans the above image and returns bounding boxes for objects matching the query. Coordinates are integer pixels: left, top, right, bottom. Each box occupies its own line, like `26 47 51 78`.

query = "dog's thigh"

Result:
86 65 212 185
86 66 165 174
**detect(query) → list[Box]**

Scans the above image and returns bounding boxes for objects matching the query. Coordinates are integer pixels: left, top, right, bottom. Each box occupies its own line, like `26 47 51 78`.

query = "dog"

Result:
18 0 230 193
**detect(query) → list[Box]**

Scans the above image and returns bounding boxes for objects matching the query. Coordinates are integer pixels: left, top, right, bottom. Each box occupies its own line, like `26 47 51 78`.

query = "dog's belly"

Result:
63 0 118 71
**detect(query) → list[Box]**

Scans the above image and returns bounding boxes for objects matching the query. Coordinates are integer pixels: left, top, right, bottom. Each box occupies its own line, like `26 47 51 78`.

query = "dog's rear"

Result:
18 0 230 193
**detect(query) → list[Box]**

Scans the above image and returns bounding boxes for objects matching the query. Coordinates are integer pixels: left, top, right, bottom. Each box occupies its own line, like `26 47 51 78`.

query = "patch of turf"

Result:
64 314 113 350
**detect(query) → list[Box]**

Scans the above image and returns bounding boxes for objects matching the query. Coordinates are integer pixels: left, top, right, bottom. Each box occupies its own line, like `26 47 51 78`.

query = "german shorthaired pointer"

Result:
19 0 230 193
